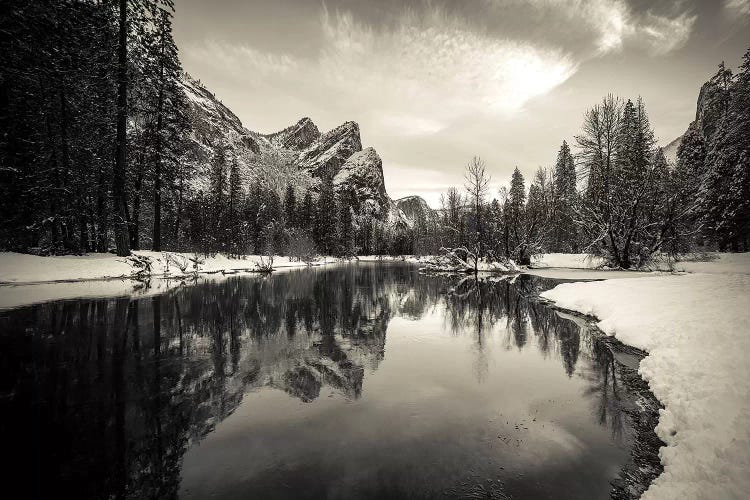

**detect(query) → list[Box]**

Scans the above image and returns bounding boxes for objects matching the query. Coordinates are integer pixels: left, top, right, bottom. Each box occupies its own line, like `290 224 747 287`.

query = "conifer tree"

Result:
227 159 243 255
701 52 750 250
299 190 315 235
552 140 578 251
337 191 356 257
314 177 337 255
208 145 227 252
144 2 186 251
284 184 297 229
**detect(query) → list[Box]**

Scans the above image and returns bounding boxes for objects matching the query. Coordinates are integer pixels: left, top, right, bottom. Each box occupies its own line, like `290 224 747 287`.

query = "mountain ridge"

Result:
179 73 408 226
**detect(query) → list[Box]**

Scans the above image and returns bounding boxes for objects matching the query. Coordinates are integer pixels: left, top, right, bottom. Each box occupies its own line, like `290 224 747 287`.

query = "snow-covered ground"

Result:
0 251 332 284
532 253 605 269
675 252 750 275
0 251 344 310
541 254 750 499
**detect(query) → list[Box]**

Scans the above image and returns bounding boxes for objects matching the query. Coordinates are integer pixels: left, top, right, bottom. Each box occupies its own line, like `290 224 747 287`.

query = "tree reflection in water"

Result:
0 263 631 499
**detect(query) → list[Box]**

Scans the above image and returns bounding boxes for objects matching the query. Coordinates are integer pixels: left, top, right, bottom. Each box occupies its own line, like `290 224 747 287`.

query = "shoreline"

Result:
544 305 664 499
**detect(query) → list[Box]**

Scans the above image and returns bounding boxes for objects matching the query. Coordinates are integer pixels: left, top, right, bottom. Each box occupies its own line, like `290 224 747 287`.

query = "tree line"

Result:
401 48 750 268
1 1 746 265
1 0 187 256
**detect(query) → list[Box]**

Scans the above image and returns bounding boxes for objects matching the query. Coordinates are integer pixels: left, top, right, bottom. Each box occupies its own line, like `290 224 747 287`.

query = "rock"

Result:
395 195 439 227
264 117 320 150
296 121 362 178
334 148 388 209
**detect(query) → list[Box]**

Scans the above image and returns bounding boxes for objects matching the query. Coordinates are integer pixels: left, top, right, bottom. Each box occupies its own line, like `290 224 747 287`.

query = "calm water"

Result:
0 263 636 499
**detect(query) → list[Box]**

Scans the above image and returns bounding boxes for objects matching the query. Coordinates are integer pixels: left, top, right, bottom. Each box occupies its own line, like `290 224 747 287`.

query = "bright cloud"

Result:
318 6 577 119
513 0 695 56
640 12 697 55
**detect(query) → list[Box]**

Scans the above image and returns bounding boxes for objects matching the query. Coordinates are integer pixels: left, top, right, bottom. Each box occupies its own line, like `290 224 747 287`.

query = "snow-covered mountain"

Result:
395 195 439 227
179 73 406 224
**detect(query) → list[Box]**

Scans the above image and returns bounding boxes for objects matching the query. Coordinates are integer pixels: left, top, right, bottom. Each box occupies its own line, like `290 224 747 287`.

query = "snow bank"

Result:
532 253 605 269
541 274 750 499
675 252 750 275
523 268 653 280
0 251 325 284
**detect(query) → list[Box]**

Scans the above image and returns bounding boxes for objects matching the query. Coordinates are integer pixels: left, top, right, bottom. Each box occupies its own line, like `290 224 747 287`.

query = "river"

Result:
0 262 651 499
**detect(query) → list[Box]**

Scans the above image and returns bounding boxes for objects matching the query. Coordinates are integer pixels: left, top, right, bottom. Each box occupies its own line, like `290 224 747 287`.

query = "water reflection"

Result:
0 263 633 499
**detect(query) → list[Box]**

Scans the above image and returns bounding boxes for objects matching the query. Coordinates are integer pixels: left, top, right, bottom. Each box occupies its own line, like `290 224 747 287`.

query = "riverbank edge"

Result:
538 298 664 500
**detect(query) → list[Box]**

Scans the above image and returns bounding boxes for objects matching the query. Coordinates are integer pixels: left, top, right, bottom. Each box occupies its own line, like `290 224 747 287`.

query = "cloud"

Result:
318 6 577 119
509 0 695 56
726 0 750 17
185 41 297 82
186 4 577 137
639 12 696 55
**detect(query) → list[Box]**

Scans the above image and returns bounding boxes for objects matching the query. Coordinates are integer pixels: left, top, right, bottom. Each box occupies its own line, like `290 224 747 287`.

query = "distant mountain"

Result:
662 135 682 166
180 73 406 225
395 195 439 228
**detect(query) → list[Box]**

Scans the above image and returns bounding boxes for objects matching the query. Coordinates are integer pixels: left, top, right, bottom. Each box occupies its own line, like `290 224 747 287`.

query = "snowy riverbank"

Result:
541 254 750 499
0 251 340 285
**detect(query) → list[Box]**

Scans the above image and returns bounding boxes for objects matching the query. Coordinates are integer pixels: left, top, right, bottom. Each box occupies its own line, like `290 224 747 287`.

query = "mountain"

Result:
179 73 404 223
395 195 439 227
663 79 728 168
662 135 682 165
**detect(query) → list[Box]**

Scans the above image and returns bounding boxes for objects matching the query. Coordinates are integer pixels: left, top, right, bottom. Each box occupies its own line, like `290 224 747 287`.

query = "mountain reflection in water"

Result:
0 263 635 500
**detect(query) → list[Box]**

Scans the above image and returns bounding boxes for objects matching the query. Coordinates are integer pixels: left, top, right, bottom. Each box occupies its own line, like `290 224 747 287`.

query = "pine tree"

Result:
314 177 337 255
507 167 527 263
337 192 355 257
227 159 243 255
284 184 296 229
208 145 227 252
246 180 263 253
674 122 706 247
112 0 131 256
296 189 314 236
701 51 750 250
263 189 283 254
552 140 578 251
144 2 187 251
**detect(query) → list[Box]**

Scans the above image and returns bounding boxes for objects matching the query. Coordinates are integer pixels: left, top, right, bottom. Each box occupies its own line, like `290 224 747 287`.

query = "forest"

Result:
1 0 748 269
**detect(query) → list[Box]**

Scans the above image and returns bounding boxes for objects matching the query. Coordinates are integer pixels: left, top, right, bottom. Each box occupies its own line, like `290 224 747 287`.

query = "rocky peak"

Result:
333 147 388 211
264 117 321 150
296 121 362 178
396 195 438 225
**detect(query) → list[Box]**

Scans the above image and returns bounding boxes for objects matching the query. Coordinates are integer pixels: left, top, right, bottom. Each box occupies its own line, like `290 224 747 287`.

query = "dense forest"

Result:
1 1 748 268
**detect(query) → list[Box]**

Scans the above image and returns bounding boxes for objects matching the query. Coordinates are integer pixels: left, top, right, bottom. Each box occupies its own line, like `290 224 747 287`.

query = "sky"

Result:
174 0 750 207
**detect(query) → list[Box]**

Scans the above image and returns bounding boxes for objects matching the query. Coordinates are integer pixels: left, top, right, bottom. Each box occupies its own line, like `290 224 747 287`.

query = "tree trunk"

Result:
96 165 108 252
174 176 183 250
131 166 143 250
112 0 130 256
152 54 165 251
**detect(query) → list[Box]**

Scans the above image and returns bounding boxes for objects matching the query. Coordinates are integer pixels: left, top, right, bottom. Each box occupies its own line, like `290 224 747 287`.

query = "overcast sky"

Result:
174 0 750 206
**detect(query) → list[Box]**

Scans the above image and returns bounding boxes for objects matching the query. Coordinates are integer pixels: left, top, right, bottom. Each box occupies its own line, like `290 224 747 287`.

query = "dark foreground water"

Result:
0 263 638 499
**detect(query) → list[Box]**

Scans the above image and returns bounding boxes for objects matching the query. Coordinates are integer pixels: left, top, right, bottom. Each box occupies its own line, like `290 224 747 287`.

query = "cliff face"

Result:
296 121 363 178
663 79 727 166
395 195 438 227
180 74 401 221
